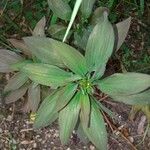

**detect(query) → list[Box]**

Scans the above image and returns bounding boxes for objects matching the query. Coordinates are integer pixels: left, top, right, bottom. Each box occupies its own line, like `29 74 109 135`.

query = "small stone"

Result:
90 145 95 150
33 143 37 148
128 136 134 143
6 115 12 121
66 148 71 150
0 128 2 133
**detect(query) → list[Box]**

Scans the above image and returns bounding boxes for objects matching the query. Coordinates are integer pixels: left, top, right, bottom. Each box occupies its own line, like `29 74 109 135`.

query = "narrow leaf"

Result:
98 73 150 96
23 37 65 67
81 100 107 150
63 0 82 42
59 92 80 144
4 72 28 92
81 0 96 19
85 11 114 78
22 63 81 88
33 16 46 37
80 93 91 127
48 0 72 21
111 89 150 105
5 86 28 104
33 90 59 128
28 83 41 112
116 17 131 51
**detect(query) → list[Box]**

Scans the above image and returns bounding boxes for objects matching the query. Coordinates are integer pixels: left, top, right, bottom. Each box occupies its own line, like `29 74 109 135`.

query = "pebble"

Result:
90 145 95 150
0 128 2 133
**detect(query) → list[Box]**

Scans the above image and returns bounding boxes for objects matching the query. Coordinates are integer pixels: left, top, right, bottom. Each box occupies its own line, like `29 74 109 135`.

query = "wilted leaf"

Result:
4 72 28 92
116 17 131 51
80 93 90 127
98 73 150 96
48 0 72 21
0 49 23 72
8 39 31 56
23 37 65 67
5 86 28 104
59 92 80 144
81 100 107 150
33 16 46 37
110 89 150 105
85 11 114 78
81 0 96 19
22 63 81 88
28 83 41 112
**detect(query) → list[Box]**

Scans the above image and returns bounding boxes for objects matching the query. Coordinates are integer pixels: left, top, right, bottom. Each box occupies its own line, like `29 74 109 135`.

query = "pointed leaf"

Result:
23 37 65 67
4 72 28 92
85 11 115 77
111 89 150 105
28 83 41 112
55 83 78 111
8 39 31 56
5 86 28 104
0 49 23 72
80 93 91 127
81 100 107 150
116 17 131 51
33 90 59 128
81 0 96 19
98 73 150 96
22 63 81 88
59 92 80 144
33 16 46 37
48 0 72 21
48 38 87 76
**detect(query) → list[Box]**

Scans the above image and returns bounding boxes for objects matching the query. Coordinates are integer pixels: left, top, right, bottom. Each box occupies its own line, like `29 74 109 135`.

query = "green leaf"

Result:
23 37 65 67
98 73 150 96
81 99 107 150
5 86 28 104
52 39 87 76
81 0 96 19
22 63 81 88
33 16 46 37
55 83 78 111
28 83 41 112
48 0 72 21
0 49 23 72
59 92 81 144
33 90 59 128
80 93 91 127
4 72 28 92
85 11 114 78
63 0 82 42
116 17 131 51
111 89 150 105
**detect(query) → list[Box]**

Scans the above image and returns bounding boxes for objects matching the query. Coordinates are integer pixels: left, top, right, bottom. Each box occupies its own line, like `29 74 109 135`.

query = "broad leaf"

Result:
111 89 150 105
85 11 115 78
48 0 72 21
5 86 28 104
33 90 59 128
4 72 28 92
81 0 96 19
23 37 65 67
8 39 31 56
81 99 107 150
28 83 41 112
22 63 81 88
59 92 80 144
0 49 23 72
48 38 87 76
116 17 131 51
80 93 91 127
55 83 78 111
33 16 46 37
98 73 150 96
